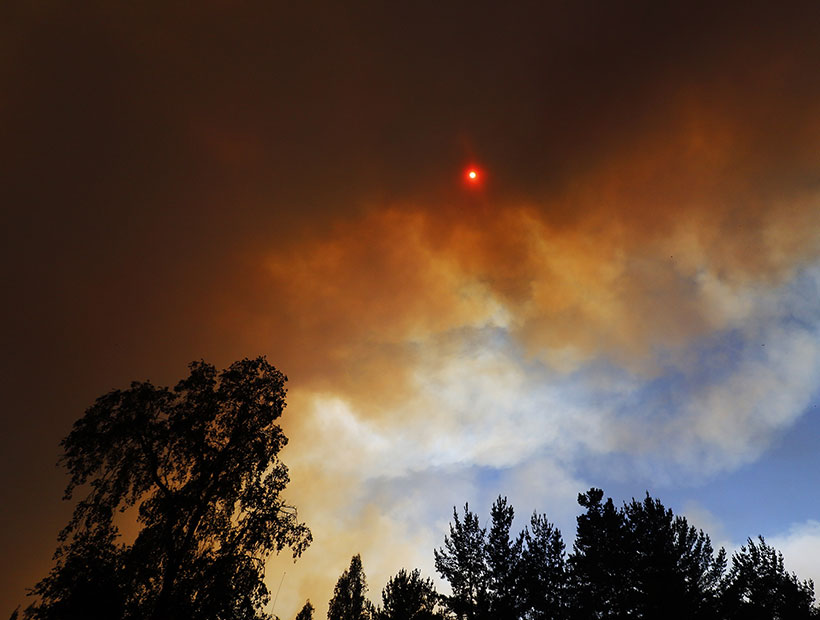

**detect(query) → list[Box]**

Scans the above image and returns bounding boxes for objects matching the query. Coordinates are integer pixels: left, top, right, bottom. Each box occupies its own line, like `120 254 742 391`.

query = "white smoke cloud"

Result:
266 249 820 619
769 520 820 593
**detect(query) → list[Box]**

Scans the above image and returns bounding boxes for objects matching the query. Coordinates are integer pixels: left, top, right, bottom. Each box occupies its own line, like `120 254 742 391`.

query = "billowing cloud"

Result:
4 2 820 617
249 114 820 614
259 249 820 616
769 521 820 594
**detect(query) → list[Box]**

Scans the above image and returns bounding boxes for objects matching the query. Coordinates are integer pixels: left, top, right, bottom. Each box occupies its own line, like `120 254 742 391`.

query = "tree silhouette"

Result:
521 512 567 620
435 497 568 620
375 569 444 620
431 491 820 620
328 555 374 620
24 526 126 620
295 600 314 620
24 357 311 620
721 536 817 620
623 493 725 620
486 496 524 619
434 503 489 620
568 488 631 620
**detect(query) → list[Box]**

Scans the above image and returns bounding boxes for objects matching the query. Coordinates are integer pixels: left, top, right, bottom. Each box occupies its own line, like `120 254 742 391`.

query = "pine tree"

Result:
568 488 631 620
624 493 724 620
521 512 567 620
328 555 374 620
295 600 314 620
376 569 443 620
721 536 817 620
486 496 524 619
434 504 489 620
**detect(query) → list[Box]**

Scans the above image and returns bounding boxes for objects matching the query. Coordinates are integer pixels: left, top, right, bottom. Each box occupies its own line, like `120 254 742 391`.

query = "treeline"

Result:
12 360 817 620
300 489 818 620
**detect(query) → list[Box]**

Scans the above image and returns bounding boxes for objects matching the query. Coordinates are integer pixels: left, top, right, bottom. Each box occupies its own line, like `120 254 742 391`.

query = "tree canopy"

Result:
434 504 488 620
328 555 374 620
376 569 444 620
721 536 816 620
17 355 819 620
294 600 314 620
520 511 567 620
431 491 818 620
25 357 311 620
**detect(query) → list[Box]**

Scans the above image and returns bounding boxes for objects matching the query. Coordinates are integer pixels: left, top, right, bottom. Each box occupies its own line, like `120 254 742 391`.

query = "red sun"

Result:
464 166 483 187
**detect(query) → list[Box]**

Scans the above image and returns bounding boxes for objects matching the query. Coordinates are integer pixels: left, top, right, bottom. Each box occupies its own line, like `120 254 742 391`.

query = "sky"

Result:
2 1 820 617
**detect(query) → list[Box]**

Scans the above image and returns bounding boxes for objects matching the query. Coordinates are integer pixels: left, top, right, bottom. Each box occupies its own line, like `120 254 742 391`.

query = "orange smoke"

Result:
252 96 820 409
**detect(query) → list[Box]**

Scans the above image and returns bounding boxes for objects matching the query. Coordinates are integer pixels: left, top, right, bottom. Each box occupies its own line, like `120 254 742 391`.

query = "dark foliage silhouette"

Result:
623 493 725 620
434 504 489 620
328 555 374 620
568 488 631 619
433 490 818 620
375 569 444 620
23 362 820 620
295 600 314 620
721 536 817 620
24 357 311 620
486 497 525 619
520 512 567 620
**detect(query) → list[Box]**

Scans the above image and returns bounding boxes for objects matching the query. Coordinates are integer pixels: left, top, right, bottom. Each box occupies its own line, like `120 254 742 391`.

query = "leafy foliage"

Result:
20 358 820 620
25 357 311 620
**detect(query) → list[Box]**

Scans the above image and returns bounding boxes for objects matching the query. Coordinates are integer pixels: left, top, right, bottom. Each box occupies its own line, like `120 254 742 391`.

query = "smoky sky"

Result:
4 1 820 616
